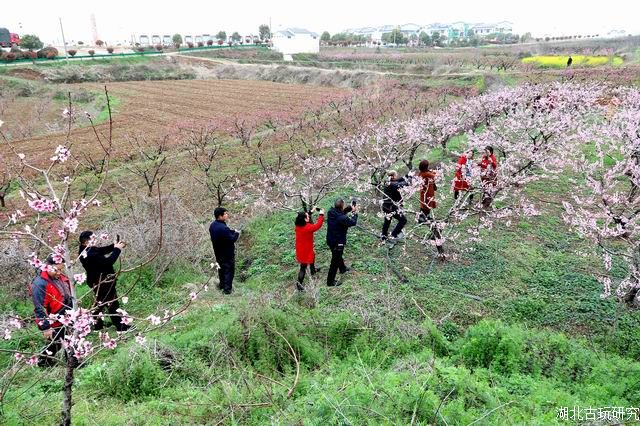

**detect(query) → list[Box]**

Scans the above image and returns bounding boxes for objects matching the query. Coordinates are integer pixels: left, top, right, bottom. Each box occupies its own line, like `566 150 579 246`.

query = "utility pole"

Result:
59 17 69 62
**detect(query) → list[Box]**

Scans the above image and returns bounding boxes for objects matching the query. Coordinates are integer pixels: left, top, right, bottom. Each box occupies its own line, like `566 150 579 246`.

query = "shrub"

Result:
10 45 22 54
37 46 58 58
217 39 223 45
458 320 525 375
137 47 145 53
5 48 23 60
23 51 37 60
155 44 163 51
20 34 44 51
3 53 16 62
206 39 213 46
68 49 77 57
197 41 204 47
106 46 114 54
80 348 167 401
174 42 181 49
187 42 194 48
46 52 57 60
95 40 104 47
88 50 95 57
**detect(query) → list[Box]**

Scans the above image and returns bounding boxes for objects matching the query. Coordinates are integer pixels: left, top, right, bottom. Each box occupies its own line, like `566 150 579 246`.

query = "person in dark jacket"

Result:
209 207 240 294
30 256 73 367
326 199 358 287
78 231 129 331
381 170 409 240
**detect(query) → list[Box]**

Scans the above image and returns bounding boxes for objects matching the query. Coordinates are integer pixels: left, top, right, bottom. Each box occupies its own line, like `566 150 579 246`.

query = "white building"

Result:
272 28 320 54
399 23 422 37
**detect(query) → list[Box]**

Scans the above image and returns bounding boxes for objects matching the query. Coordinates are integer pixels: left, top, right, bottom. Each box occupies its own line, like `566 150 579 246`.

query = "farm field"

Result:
1 79 350 164
1 36 640 425
522 54 624 67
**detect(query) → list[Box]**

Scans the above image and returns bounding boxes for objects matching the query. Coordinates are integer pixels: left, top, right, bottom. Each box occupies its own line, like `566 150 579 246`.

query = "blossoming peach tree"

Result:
562 87 640 306
0 91 213 425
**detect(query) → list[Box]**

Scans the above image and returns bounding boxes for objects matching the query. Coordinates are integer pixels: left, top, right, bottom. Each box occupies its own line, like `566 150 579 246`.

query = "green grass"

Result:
1 67 639 424
5 55 156 69
3 178 640 423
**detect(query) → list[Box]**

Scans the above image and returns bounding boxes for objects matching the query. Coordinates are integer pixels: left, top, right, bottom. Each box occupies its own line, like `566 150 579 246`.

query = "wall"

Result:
272 35 319 54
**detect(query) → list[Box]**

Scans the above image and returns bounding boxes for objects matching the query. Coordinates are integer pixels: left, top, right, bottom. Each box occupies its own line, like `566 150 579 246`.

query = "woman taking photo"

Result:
294 208 324 291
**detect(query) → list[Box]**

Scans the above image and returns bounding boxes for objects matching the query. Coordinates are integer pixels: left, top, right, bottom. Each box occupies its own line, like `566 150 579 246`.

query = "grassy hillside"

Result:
2 170 639 424
2 49 640 424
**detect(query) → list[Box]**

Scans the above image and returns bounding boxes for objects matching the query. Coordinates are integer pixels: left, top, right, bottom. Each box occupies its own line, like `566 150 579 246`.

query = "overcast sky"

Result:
5 0 638 45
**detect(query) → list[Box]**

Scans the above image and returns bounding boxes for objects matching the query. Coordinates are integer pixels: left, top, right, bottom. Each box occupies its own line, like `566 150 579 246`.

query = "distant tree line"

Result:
320 29 536 47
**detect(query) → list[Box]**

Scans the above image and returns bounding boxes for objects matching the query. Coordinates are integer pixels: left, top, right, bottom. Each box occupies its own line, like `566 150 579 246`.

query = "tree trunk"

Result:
61 356 75 426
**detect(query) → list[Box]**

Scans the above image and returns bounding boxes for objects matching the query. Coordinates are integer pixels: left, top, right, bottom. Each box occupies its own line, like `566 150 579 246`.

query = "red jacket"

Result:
453 155 471 191
419 170 437 210
30 271 72 330
479 154 498 185
295 214 324 264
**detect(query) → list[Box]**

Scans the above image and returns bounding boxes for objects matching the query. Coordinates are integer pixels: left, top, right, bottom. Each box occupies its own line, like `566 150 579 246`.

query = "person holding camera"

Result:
294 207 325 291
326 199 358 287
79 231 129 332
381 170 409 241
209 207 240 295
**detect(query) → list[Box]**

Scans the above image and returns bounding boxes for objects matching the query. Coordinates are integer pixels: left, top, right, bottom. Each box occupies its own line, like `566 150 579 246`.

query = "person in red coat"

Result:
453 150 474 202
30 256 73 367
417 160 445 261
479 145 498 208
295 208 325 291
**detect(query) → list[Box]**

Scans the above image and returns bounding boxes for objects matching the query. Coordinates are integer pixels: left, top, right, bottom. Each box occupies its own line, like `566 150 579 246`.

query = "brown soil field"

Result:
1 79 350 165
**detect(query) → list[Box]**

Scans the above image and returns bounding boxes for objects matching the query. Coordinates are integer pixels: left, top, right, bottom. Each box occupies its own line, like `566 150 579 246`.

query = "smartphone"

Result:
116 234 120 243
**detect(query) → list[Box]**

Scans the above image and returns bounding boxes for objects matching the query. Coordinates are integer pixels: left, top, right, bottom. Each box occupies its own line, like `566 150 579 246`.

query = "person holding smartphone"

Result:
325 198 358 287
209 207 241 295
294 206 325 291
78 230 129 331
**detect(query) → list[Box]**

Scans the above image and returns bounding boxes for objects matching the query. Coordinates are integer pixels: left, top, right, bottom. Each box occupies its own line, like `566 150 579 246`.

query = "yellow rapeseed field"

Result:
522 55 624 68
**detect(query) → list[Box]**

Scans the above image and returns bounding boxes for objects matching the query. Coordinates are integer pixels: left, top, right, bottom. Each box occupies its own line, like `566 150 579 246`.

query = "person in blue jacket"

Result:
326 199 358 287
209 207 240 294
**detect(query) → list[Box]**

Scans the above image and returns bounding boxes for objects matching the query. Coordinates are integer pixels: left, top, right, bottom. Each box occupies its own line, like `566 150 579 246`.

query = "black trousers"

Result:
297 263 317 285
381 209 407 238
327 245 347 285
420 208 445 256
218 258 235 294
92 279 127 332
38 326 65 367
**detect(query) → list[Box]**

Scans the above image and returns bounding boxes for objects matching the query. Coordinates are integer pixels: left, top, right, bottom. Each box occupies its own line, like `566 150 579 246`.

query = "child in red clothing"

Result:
453 150 474 201
478 146 498 208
